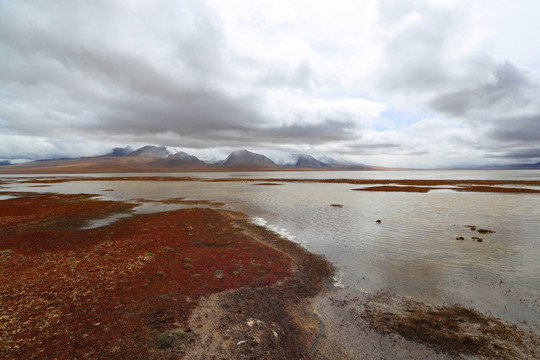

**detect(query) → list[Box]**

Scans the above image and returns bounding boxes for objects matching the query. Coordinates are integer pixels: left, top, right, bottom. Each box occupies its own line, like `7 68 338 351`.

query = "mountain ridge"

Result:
0 145 382 173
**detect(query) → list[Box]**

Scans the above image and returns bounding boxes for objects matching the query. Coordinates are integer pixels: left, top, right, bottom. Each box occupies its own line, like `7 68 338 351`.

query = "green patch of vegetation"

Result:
158 294 169 301
183 257 191 262
0 249 13 256
156 329 195 350
162 247 173 252
254 276 266 284
184 264 193 269
157 330 173 348
156 271 166 276
190 274 201 278
145 252 156 257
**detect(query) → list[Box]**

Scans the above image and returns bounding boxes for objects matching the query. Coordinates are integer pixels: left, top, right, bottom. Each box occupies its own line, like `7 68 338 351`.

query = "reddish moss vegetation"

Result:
0 192 134 236
454 185 540 193
353 186 433 193
0 194 293 359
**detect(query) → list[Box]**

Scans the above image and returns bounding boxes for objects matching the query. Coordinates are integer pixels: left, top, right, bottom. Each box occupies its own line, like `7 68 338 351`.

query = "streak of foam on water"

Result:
250 216 298 243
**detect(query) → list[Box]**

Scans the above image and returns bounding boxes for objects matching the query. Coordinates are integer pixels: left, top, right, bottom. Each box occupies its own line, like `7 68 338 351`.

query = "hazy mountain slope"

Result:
221 150 279 168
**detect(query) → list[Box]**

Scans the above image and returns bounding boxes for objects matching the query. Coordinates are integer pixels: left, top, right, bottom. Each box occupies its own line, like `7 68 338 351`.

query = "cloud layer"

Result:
1 0 540 167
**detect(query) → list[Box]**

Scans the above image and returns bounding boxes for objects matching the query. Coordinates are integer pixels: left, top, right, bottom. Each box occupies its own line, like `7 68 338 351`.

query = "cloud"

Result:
489 114 540 143
1 0 540 167
488 147 540 160
430 62 533 117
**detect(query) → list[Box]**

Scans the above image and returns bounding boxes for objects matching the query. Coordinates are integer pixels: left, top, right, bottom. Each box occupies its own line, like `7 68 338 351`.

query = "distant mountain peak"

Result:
127 146 170 158
166 151 202 163
105 146 133 157
222 149 277 167
292 153 327 168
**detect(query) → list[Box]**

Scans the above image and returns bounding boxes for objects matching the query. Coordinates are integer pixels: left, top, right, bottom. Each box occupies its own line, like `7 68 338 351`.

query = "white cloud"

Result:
1 0 539 167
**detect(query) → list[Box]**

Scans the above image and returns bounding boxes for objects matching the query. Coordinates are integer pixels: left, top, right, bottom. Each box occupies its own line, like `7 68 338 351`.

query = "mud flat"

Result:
312 287 539 360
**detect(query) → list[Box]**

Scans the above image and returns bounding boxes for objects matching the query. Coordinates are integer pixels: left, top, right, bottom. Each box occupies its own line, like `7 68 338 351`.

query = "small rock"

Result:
376 220 382 224
330 204 343 208
477 229 495 234
237 340 246 345
272 330 278 339
456 236 464 240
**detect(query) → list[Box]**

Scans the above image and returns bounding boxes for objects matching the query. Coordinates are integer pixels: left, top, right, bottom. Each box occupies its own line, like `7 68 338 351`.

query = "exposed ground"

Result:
313 288 540 360
1 181 539 359
0 194 330 359
0 192 332 359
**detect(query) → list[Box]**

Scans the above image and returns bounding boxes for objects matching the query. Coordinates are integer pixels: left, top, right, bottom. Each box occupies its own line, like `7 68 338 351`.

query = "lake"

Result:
2 169 540 332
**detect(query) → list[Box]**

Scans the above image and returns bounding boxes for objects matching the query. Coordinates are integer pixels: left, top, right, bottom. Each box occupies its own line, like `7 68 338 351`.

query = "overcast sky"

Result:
1 0 540 167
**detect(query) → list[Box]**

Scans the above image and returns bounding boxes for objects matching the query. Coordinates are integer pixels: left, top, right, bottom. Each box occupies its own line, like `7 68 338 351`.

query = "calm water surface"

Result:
2 170 540 332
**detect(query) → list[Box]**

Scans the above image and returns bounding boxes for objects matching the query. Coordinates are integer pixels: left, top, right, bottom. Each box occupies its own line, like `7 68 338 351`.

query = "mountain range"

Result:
0 146 374 173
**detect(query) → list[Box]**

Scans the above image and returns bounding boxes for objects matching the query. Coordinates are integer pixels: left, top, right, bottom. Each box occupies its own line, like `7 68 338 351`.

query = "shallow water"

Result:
2 170 540 332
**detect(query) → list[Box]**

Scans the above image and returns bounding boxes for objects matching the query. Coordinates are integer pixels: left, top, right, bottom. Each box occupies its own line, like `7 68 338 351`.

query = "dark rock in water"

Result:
472 237 483 242
376 220 382 224
466 225 477 231
330 204 343 208
456 236 465 240
477 229 495 234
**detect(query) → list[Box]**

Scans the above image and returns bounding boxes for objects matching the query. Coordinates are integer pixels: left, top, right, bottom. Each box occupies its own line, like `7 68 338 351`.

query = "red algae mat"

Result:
0 193 292 359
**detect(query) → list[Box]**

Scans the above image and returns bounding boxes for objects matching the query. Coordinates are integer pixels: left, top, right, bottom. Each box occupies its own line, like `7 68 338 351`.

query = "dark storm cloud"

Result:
487 147 540 159
489 114 540 143
0 0 367 155
430 62 532 117
261 120 357 142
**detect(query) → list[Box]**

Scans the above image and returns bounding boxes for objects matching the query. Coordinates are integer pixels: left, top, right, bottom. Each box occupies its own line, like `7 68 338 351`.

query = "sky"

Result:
1 0 540 168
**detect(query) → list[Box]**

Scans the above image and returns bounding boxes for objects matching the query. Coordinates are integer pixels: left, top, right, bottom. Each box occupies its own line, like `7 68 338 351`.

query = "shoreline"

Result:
1 187 539 359
3 175 540 193
0 191 332 359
